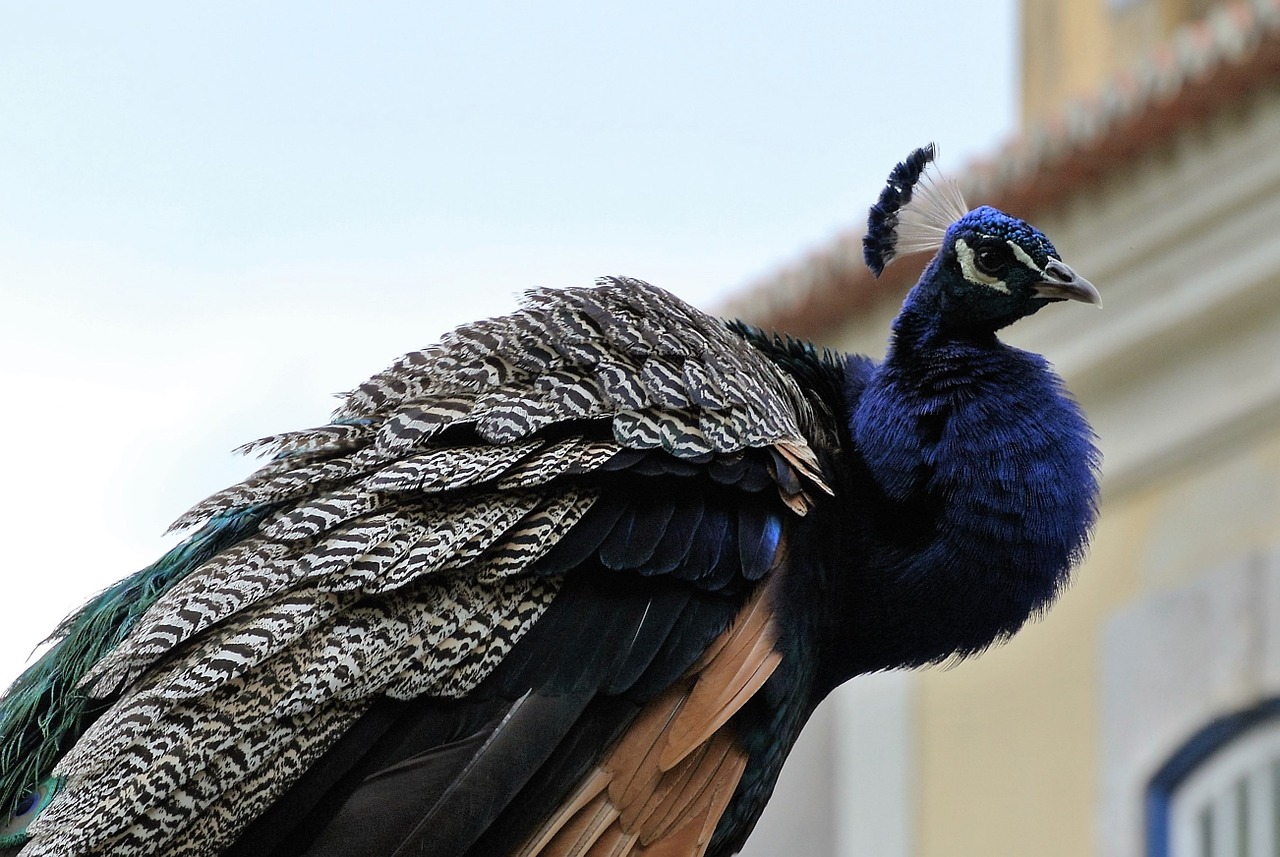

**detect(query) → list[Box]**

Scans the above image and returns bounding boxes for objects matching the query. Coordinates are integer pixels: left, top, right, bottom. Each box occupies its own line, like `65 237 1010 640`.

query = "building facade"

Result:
730 2 1280 855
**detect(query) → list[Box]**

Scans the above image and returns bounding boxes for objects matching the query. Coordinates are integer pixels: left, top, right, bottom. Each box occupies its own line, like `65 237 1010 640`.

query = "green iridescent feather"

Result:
0 504 271 823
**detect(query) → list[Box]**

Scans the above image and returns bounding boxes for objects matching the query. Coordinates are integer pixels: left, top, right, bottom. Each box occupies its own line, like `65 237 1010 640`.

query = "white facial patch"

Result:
1008 242 1047 276
954 238 1010 294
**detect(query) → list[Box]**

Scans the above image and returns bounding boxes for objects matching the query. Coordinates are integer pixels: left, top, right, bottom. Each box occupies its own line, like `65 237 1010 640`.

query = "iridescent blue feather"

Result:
863 143 937 275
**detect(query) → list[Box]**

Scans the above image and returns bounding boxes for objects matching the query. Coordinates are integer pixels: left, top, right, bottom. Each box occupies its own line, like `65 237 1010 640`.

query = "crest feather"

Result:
863 144 969 276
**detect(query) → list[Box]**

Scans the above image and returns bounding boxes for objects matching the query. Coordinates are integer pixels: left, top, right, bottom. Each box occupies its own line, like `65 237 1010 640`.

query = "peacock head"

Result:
864 144 1100 333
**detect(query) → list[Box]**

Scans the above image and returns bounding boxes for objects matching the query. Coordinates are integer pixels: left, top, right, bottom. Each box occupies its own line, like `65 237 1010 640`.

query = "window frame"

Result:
1146 698 1280 857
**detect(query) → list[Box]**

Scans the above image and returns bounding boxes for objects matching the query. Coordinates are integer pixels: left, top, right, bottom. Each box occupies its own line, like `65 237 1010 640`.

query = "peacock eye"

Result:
0 778 62 848
972 241 1012 277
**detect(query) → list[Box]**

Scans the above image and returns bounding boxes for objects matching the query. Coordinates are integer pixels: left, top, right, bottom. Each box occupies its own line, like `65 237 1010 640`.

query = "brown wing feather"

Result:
521 579 781 857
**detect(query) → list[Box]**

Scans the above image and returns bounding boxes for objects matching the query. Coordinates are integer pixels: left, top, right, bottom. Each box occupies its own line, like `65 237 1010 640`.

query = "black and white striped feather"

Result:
15 277 829 857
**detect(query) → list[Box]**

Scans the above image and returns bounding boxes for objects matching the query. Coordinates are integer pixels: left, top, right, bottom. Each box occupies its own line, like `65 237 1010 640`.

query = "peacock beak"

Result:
1034 259 1102 307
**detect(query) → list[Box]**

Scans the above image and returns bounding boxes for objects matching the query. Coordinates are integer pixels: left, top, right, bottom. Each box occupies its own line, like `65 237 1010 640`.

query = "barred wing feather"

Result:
8 278 829 857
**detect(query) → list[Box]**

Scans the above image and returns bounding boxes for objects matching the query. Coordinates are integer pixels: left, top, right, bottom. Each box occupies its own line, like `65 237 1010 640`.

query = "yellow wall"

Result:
1020 0 1222 127
914 431 1280 857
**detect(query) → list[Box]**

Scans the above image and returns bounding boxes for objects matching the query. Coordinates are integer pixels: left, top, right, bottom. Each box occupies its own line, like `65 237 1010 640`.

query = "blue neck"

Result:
828 308 1099 679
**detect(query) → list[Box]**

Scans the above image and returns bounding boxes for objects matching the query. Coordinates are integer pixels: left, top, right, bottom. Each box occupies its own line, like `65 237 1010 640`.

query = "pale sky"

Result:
0 2 1017 686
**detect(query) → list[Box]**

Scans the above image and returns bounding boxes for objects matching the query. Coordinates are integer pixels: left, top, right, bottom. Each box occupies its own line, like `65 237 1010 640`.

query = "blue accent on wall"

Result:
1145 697 1280 857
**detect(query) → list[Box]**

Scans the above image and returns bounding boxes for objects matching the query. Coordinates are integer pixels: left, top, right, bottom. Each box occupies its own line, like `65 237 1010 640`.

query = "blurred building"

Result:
728 1 1280 856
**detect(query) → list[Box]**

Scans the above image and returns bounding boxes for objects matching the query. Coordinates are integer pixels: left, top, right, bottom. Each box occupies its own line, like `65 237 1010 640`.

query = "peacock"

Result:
0 144 1101 857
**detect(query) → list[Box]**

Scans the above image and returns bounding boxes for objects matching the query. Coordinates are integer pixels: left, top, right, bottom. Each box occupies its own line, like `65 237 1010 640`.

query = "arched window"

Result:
1147 699 1280 857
